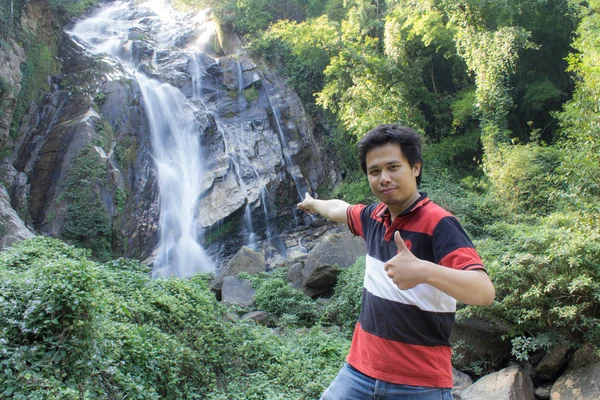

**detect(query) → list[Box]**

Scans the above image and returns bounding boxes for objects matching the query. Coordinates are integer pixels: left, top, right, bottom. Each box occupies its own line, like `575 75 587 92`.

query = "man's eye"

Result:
369 170 379 175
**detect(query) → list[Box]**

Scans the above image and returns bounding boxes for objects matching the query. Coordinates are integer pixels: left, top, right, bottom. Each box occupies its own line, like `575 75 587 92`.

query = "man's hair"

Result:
357 124 423 186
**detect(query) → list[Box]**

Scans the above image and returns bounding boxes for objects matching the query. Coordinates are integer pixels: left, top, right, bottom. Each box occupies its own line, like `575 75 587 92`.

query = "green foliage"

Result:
94 118 114 153
483 139 561 215
253 276 318 326
322 256 365 337
47 0 97 20
243 85 259 103
0 238 351 399
208 324 349 400
10 34 59 139
450 87 477 134
471 211 600 359
63 146 112 260
331 179 375 205
555 0 600 208
0 237 99 398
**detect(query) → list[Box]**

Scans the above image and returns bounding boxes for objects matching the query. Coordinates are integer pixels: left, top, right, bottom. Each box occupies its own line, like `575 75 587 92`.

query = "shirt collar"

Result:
377 192 430 221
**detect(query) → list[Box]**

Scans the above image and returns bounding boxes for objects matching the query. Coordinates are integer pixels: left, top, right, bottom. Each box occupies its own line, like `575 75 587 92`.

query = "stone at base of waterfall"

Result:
286 262 304 290
0 186 36 250
301 232 366 295
459 365 535 400
452 368 473 398
210 246 265 291
535 345 569 380
241 311 269 325
550 363 600 400
221 276 255 307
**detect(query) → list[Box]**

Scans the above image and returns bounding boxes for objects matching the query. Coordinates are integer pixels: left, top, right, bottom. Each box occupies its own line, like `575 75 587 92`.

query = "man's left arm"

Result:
384 231 495 306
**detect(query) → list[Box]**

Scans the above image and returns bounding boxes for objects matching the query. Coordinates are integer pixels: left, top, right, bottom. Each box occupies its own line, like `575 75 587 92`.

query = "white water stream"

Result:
67 0 295 276
67 0 218 276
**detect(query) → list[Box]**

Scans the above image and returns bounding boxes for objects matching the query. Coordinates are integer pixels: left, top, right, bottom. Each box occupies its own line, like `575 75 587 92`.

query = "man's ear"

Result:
412 162 422 177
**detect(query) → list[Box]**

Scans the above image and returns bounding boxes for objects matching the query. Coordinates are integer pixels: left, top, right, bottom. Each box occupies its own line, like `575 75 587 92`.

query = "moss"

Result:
10 32 60 139
243 85 259 103
204 220 236 246
62 146 112 260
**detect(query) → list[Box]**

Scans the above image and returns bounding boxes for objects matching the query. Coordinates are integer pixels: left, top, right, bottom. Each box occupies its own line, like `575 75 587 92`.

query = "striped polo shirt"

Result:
345 193 484 388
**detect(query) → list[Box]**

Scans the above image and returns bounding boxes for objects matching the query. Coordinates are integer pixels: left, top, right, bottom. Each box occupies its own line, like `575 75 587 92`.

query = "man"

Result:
297 124 494 400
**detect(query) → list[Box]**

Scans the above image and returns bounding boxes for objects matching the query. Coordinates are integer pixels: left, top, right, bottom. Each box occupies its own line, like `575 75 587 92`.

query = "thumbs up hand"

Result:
383 231 432 290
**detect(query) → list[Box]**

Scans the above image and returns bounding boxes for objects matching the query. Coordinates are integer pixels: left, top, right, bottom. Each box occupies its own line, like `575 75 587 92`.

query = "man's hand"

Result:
385 231 495 305
384 231 431 290
296 192 350 223
297 192 317 214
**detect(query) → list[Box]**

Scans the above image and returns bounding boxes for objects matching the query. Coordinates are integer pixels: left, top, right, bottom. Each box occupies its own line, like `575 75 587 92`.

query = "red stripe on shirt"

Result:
439 247 484 271
347 204 366 237
347 322 453 388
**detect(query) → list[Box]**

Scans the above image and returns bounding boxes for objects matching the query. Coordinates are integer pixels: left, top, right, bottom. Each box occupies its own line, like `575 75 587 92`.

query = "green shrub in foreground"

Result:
0 237 351 399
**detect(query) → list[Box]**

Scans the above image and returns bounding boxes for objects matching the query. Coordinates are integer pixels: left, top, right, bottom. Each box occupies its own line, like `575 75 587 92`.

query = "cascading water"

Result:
66 0 313 273
67 0 215 276
136 74 213 277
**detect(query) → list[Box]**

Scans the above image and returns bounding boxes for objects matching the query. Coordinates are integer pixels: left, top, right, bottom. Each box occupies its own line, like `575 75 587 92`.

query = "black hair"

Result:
357 124 423 186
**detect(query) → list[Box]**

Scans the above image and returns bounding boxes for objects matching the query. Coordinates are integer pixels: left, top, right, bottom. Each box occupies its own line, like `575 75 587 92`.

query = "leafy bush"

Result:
484 139 561 215
322 256 365 337
253 277 318 326
470 211 600 360
0 238 351 399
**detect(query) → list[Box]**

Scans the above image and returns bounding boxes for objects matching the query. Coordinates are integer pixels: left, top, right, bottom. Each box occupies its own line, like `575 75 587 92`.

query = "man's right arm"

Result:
297 192 350 223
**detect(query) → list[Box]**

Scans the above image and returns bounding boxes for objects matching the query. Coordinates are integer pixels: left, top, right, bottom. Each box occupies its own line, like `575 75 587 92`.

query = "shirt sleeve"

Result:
432 216 485 271
347 204 367 238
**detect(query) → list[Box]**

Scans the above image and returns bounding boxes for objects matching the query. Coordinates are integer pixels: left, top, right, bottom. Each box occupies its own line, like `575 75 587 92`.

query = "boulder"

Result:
460 365 535 400
302 232 365 295
0 186 36 250
240 310 269 325
567 342 600 370
210 246 265 291
287 262 304 289
221 276 255 307
452 367 473 399
550 363 600 400
550 343 600 400
535 345 569 380
451 316 511 371
534 383 551 400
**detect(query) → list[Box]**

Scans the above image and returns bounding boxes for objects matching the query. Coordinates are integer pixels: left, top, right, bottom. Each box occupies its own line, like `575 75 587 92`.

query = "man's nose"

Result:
379 170 392 184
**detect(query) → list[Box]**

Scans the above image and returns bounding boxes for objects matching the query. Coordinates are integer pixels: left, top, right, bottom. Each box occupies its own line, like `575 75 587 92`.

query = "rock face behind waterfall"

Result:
3 2 339 266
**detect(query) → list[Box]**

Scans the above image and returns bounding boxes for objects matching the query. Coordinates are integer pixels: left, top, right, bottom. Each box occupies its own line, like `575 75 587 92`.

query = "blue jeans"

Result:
320 363 453 400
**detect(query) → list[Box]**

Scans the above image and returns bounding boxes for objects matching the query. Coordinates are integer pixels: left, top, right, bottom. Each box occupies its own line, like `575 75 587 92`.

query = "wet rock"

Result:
0 186 36 250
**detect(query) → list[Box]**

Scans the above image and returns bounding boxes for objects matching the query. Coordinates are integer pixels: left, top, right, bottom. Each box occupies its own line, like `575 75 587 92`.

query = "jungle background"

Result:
1 0 599 398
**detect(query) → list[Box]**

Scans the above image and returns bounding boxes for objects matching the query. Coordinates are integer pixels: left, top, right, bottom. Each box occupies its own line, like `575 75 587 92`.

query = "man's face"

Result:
365 142 421 218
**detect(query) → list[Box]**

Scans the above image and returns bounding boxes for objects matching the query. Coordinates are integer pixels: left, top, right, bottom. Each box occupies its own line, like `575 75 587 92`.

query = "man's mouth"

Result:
380 187 396 195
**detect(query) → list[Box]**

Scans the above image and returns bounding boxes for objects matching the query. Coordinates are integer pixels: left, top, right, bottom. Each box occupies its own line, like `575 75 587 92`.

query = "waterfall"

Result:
67 0 215 276
65 0 312 273
136 73 213 277
260 75 309 202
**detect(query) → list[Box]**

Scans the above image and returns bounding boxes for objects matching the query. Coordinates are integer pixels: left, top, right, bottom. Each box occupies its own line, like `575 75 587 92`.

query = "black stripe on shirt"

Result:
358 288 454 347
